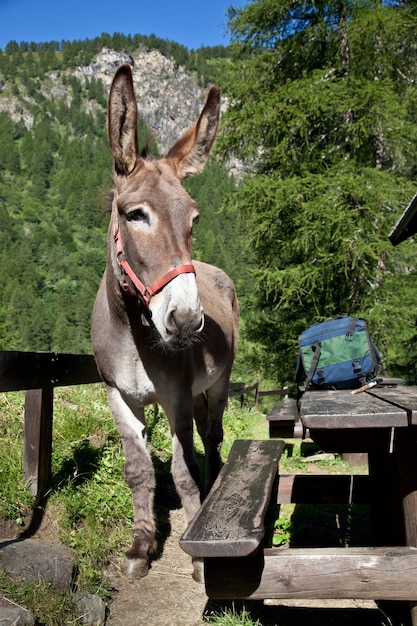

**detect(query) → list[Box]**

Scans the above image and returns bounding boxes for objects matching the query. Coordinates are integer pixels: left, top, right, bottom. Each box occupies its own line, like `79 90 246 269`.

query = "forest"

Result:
1 0 417 388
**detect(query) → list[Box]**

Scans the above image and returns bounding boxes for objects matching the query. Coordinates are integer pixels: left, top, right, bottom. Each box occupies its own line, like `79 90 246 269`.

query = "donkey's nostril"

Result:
166 307 204 335
195 312 205 333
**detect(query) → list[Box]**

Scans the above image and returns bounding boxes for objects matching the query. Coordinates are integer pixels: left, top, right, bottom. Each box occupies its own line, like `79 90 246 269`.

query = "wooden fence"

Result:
0 350 288 501
0 350 102 499
228 381 289 408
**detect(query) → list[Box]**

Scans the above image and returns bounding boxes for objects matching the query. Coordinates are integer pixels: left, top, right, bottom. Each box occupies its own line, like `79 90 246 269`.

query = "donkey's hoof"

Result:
122 557 149 579
192 557 204 584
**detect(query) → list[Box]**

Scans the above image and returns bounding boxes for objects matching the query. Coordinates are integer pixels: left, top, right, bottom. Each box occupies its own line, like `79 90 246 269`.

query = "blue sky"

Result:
0 0 248 51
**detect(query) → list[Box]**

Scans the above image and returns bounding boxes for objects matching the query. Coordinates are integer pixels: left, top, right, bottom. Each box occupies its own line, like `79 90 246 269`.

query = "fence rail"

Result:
1 351 287 500
228 380 289 408
1 351 102 499
0 350 101 392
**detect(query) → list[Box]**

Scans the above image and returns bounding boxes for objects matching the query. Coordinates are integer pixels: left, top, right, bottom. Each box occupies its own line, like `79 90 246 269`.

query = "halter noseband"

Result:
113 215 196 312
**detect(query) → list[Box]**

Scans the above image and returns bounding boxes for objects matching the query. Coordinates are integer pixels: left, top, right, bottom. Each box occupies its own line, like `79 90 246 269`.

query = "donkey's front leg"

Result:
107 387 156 578
170 409 203 582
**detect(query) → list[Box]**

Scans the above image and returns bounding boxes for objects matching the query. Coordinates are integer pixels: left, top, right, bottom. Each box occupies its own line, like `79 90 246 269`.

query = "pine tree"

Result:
220 0 417 382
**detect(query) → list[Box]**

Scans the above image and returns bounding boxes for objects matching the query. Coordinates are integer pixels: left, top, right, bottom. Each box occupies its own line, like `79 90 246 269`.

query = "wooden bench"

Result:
180 439 285 558
181 434 417 606
266 396 301 438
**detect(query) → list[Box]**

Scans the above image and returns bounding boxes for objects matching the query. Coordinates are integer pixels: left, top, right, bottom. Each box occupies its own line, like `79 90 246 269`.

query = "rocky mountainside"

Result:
78 47 210 154
0 47 218 155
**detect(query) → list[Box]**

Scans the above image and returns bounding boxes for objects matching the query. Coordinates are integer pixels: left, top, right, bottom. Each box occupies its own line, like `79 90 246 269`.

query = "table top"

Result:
300 386 417 430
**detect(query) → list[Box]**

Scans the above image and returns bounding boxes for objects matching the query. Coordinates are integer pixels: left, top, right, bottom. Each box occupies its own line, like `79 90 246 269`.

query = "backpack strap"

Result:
346 317 358 340
304 341 322 390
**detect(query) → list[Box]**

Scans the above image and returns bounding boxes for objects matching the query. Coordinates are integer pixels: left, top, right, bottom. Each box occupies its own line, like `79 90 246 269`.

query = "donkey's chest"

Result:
107 344 215 406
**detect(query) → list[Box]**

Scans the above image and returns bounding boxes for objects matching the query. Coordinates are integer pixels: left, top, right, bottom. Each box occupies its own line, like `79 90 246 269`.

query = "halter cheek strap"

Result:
113 220 196 309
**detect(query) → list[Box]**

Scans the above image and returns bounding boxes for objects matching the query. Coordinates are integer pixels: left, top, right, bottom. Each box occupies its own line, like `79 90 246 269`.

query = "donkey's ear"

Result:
108 64 140 176
166 86 221 180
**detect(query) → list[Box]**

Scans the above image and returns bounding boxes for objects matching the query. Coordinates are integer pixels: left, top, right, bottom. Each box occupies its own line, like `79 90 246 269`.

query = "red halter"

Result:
113 219 196 311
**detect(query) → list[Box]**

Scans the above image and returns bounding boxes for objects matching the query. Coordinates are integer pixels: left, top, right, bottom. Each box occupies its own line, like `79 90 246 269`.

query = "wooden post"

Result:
23 388 53 499
395 428 417 626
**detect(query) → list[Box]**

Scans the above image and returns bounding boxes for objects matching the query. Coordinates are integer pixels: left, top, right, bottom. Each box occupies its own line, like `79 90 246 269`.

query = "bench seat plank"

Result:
180 439 284 558
205 546 417 600
300 389 407 430
266 398 298 438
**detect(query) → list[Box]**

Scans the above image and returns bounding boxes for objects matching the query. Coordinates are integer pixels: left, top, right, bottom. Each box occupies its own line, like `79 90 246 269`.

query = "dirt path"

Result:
105 509 208 626
103 508 411 626
1 507 412 625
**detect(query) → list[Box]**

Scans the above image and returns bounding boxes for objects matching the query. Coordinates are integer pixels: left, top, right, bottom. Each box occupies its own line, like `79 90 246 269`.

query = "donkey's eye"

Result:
127 207 149 223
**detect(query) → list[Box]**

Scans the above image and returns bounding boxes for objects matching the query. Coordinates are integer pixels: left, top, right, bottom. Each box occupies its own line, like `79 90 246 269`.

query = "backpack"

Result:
295 316 382 391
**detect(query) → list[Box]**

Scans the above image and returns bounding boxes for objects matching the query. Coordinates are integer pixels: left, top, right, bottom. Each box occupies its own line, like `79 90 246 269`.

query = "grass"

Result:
0 570 77 625
0 385 404 626
0 385 273 615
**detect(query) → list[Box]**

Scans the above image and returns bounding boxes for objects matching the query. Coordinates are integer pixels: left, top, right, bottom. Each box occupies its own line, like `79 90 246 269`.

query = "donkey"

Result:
91 64 239 581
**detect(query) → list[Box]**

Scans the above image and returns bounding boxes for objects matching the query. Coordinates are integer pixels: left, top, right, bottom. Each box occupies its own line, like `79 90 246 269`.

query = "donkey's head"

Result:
107 64 220 349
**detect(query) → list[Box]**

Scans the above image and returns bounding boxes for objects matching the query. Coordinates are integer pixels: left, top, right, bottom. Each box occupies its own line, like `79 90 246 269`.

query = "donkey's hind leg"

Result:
193 385 226 496
107 387 156 578
167 396 203 582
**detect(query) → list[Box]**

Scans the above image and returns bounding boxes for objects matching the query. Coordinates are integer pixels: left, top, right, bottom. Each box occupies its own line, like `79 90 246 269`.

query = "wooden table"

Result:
298 387 417 622
300 386 417 547
181 387 417 625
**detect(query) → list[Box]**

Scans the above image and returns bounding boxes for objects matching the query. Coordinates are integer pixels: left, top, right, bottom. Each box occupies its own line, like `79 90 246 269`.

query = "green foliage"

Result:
272 516 293 546
219 0 417 383
207 607 261 626
0 33 232 88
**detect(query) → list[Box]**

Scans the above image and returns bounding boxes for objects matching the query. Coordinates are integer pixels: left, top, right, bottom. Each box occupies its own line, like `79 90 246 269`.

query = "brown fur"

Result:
91 65 239 580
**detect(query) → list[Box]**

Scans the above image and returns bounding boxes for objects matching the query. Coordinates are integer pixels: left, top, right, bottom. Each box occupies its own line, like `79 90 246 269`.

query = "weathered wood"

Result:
204 546 417 600
300 389 407 430
0 350 102 391
391 428 417 626
368 386 417 425
308 427 391 454
277 474 370 505
342 452 368 466
23 388 53 498
267 397 298 438
180 439 284 558
0 350 103 500
228 381 259 407
258 388 289 398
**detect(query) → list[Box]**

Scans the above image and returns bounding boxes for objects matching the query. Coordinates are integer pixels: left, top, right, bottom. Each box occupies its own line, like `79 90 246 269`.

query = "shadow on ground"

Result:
204 599 412 626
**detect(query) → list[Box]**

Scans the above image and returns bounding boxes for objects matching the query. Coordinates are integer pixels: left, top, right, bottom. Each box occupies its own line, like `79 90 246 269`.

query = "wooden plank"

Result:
266 397 297 420
204 546 417 600
258 388 289 398
300 390 407 430
268 420 296 438
277 474 370 505
180 439 284 558
367 386 417 425
23 388 53 498
266 398 298 438
0 351 102 391
228 382 258 397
